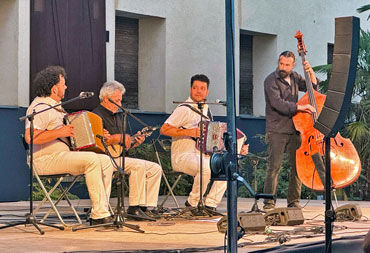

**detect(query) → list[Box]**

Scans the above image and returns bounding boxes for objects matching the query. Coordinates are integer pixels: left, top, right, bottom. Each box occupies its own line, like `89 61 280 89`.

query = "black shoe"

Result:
145 209 161 220
185 200 192 207
205 205 216 212
127 206 156 221
90 216 113 226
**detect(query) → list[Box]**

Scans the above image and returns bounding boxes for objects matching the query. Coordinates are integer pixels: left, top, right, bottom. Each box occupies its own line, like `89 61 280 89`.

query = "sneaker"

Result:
288 202 301 209
263 203 275 211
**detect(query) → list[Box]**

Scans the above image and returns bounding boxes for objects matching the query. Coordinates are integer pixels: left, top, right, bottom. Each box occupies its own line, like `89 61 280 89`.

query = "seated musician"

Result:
93 81 162 220
24 66 114 225
160 74 248 213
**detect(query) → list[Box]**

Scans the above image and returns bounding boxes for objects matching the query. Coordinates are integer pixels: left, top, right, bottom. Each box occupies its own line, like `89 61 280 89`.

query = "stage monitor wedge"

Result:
314 16 360 137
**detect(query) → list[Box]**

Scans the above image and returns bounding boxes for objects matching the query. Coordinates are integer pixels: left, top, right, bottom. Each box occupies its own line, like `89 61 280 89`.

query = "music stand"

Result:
0 94 90 234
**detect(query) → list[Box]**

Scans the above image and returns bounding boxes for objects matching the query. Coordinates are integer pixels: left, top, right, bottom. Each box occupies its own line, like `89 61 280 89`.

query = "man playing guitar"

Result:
93 81 162 220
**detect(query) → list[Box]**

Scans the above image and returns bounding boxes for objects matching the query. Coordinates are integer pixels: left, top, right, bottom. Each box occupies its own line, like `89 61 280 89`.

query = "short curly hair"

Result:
34 66 67 97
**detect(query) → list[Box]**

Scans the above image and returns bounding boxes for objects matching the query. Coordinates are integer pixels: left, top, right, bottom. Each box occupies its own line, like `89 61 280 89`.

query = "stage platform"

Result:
0 196 369 252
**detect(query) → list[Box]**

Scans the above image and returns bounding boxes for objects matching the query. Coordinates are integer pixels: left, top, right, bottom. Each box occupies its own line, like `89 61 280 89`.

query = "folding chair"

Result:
21 135 82 226
151 139 184 209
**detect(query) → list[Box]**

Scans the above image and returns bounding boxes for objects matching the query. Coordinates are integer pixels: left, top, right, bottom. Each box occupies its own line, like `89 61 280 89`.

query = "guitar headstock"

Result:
141 125 160 137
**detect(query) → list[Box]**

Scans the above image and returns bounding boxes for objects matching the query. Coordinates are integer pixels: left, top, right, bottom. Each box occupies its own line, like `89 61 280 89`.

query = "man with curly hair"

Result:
24 66 114 225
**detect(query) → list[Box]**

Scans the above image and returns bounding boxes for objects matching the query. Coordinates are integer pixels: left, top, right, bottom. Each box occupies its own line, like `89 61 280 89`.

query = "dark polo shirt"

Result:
92 104 123 134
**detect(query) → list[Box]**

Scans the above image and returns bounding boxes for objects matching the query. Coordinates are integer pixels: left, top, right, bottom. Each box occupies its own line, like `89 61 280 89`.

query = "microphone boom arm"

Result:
108 98 149 127
19 93 93 122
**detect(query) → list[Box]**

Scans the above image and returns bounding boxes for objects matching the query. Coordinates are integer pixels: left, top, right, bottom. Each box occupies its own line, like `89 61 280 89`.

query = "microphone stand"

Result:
239 153 268 213
196 102 207 215
72 135 144 232
173 101 224 217
107 99 155 222
0 94 92 234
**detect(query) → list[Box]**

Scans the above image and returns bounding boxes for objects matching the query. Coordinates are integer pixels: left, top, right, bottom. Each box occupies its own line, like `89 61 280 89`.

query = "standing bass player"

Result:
262 51 318 211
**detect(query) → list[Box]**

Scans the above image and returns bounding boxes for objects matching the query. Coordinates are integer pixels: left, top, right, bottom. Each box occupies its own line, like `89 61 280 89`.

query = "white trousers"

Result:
173 153 227 208
34 151 114 219
115 157 162 207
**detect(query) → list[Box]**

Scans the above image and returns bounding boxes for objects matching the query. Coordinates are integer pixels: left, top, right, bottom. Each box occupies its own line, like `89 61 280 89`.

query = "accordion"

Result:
197 121 246 154
64 111 104 153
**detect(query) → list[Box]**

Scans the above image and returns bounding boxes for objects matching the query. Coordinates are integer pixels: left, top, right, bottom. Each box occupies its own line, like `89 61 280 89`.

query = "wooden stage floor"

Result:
0 196 369 252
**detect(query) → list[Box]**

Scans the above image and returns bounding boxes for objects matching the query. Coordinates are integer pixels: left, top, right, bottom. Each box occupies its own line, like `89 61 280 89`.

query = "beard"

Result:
278 70 290 78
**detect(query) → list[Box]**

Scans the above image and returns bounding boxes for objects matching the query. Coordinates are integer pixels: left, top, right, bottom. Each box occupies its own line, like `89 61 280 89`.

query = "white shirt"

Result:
25 96 70 157
164 97 210 165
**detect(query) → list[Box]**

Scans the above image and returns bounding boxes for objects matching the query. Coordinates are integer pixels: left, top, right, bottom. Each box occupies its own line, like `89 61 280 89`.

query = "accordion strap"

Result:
179 104 213 121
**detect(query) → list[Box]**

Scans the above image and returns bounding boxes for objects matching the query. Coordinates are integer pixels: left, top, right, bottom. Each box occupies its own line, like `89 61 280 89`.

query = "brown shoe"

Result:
288 202 301 209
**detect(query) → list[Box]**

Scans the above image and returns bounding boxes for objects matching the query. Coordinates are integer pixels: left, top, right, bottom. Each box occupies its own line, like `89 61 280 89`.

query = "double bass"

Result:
292 31 361 191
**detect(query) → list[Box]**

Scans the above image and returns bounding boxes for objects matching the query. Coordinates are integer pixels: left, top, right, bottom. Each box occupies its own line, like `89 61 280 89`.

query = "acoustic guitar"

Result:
107 126 159 158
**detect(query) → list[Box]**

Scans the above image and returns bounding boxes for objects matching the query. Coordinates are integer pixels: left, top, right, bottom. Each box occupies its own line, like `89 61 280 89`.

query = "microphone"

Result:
108 98 121 108
79 92 94 99
215 99 227 106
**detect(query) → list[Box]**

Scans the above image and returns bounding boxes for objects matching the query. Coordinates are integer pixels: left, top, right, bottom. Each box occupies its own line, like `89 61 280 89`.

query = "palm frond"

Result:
312 64 332 74
346 120 369 144
357 4 370 20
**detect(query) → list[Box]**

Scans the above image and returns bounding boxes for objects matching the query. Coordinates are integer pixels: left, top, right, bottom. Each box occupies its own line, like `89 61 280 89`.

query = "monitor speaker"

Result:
265 207 304 226
335 204 362 221
314 16 360 137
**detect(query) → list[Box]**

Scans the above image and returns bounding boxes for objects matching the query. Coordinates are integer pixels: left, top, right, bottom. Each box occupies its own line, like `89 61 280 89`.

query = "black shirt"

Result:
264 69 318 134
92 104 123 134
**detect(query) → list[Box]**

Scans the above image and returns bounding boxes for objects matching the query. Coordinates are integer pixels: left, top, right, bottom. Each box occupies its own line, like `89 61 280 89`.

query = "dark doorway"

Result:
239 34 253 115
30 0 106 111
115 16 138 109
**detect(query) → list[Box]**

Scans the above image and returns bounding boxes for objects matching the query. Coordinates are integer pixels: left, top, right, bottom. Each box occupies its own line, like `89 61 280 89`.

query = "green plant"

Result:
238 150 318 200
32 179 78 201
127 142 193 196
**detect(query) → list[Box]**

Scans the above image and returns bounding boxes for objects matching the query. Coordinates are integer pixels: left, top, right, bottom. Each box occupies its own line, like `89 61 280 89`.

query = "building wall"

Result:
110 0 370 116
0 0 18 106
0 0 30 107
114 0 230 115
1 0 370 201
2 1 370 112
240 0 370 116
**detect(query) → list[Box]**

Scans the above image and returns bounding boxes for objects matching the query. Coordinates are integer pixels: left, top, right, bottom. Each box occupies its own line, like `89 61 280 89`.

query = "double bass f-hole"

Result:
303 135 315 156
